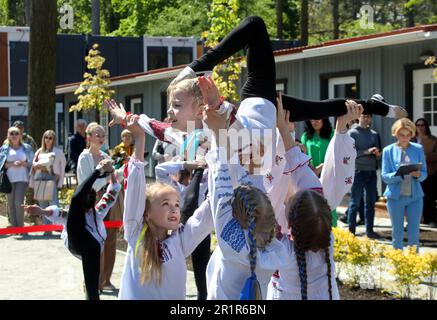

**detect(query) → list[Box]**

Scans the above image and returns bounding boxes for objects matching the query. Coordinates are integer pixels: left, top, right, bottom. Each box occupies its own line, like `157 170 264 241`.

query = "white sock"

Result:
386 105 396 118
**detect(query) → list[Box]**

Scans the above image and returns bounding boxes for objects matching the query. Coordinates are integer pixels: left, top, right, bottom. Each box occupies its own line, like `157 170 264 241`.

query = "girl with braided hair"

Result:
267 189 339 300
203 104 288 300
265 95 362 300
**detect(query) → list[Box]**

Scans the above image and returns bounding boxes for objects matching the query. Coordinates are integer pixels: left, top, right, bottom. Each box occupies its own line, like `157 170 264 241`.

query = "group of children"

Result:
24 16 406 300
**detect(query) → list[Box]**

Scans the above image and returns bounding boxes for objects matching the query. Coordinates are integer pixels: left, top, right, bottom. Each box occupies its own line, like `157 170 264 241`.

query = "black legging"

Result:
189 15 389 121
67 169 105 300
181 168 210 300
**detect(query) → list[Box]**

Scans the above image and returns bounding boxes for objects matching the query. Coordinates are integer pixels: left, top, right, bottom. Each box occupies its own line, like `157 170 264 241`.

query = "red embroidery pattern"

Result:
283 158 312 175
149 119 172 143
345 176 353 185
275 155 283 165
266 172 273 184
343 156 350 165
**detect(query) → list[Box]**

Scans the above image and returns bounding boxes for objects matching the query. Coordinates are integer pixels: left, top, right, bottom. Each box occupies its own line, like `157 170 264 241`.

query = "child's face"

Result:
167 88 202 132
146 188 181 231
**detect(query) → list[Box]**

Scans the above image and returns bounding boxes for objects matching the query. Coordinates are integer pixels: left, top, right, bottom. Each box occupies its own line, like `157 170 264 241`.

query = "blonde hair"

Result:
391 118 416 137
85 122 105 148
40 130 57 152
121 129 132 139
167 78 204 108
3 127 23 145
232 185 276 249
139 182 179 285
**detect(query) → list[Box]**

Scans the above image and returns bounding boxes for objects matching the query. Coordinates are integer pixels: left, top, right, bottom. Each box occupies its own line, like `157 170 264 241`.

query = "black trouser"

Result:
189 15 389 121
181 168 210 300
67 211 101 300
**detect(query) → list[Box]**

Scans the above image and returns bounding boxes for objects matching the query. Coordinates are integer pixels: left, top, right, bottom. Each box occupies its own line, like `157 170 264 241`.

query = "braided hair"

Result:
287 189 333 300
232 185 276 299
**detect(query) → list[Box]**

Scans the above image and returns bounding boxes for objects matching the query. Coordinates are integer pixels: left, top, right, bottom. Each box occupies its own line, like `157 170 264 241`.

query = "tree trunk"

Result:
407 8 415 27
332 0 339 39
300 0 309 45
27 0 57 144
92 0 100 35
276 0 284 39
24 0 31 26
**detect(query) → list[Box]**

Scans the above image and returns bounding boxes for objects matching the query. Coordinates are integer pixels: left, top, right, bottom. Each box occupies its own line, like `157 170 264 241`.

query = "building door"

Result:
328 76 358 127
0 107 9 142
413 69 437 136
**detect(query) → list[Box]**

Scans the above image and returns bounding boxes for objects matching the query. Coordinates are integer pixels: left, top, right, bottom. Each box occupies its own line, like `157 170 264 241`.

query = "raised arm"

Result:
123 115 148 244
320 101 362 210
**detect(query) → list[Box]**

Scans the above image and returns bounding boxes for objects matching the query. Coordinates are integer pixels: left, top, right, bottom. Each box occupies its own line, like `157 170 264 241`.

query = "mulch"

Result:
378 228 437 248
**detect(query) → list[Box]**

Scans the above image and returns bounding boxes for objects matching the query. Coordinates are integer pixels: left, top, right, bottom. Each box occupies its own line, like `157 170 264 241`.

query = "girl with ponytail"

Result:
118 115 214 300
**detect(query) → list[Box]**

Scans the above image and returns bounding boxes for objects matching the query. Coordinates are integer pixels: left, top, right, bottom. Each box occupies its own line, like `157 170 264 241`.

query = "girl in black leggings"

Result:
23 159 120 300
176 15 407 121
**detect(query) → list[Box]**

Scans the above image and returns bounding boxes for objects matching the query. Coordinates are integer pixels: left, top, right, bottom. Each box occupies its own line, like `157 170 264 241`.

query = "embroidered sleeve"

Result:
95 182 121 219
320 132 357 210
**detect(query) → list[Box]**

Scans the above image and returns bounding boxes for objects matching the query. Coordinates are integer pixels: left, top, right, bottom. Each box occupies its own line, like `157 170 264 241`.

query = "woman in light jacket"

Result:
29 130 66 232
382 118 427 250
0 126 34 227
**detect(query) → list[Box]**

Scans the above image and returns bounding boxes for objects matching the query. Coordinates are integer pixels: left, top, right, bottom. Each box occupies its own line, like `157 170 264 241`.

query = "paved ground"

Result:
0 215 197 300
1 198 436 300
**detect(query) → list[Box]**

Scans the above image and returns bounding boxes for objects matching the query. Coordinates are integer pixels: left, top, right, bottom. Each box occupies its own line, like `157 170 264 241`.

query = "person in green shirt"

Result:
301 118 337 226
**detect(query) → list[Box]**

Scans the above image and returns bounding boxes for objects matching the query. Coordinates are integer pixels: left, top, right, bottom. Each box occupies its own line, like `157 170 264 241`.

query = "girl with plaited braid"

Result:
204 104 288 300
265 93 363 300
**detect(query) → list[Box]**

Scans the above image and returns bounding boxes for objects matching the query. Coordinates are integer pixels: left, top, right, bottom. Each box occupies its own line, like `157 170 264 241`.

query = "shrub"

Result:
384 246 426 299
422 252 437 300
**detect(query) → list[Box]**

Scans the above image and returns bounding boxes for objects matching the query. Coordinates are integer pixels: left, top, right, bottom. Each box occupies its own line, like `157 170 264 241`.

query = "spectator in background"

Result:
301 118 337 226
111 129 134 169
67 119 87 173
382 118 427 250
414 118 437 227
29 130 66 235
0 127 34 227
12 121 38 224
76 122 117 292
346 113 381 239
13 120 37 152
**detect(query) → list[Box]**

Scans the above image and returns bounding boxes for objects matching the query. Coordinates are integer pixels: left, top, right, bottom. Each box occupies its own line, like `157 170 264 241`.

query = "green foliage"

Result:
70 44 114 112
146 0 209 37
340 20 395 39
59 187 75 207
202 0 242 104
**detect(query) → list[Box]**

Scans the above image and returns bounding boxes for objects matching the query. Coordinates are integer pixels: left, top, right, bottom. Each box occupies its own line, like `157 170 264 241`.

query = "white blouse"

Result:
45 181 121 255
76 149 110 192
118 158 214 300
6 146 28 183
205 146 288 300
267 234 339 300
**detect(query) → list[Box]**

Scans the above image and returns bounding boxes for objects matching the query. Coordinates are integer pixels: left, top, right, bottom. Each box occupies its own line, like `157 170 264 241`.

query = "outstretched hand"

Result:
336 100 363 133
97 158 114 173
198 76 222 110
276 93 291 132
21 204 46 216
126 114 144 137
183 160 207 172
104 99 127 127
